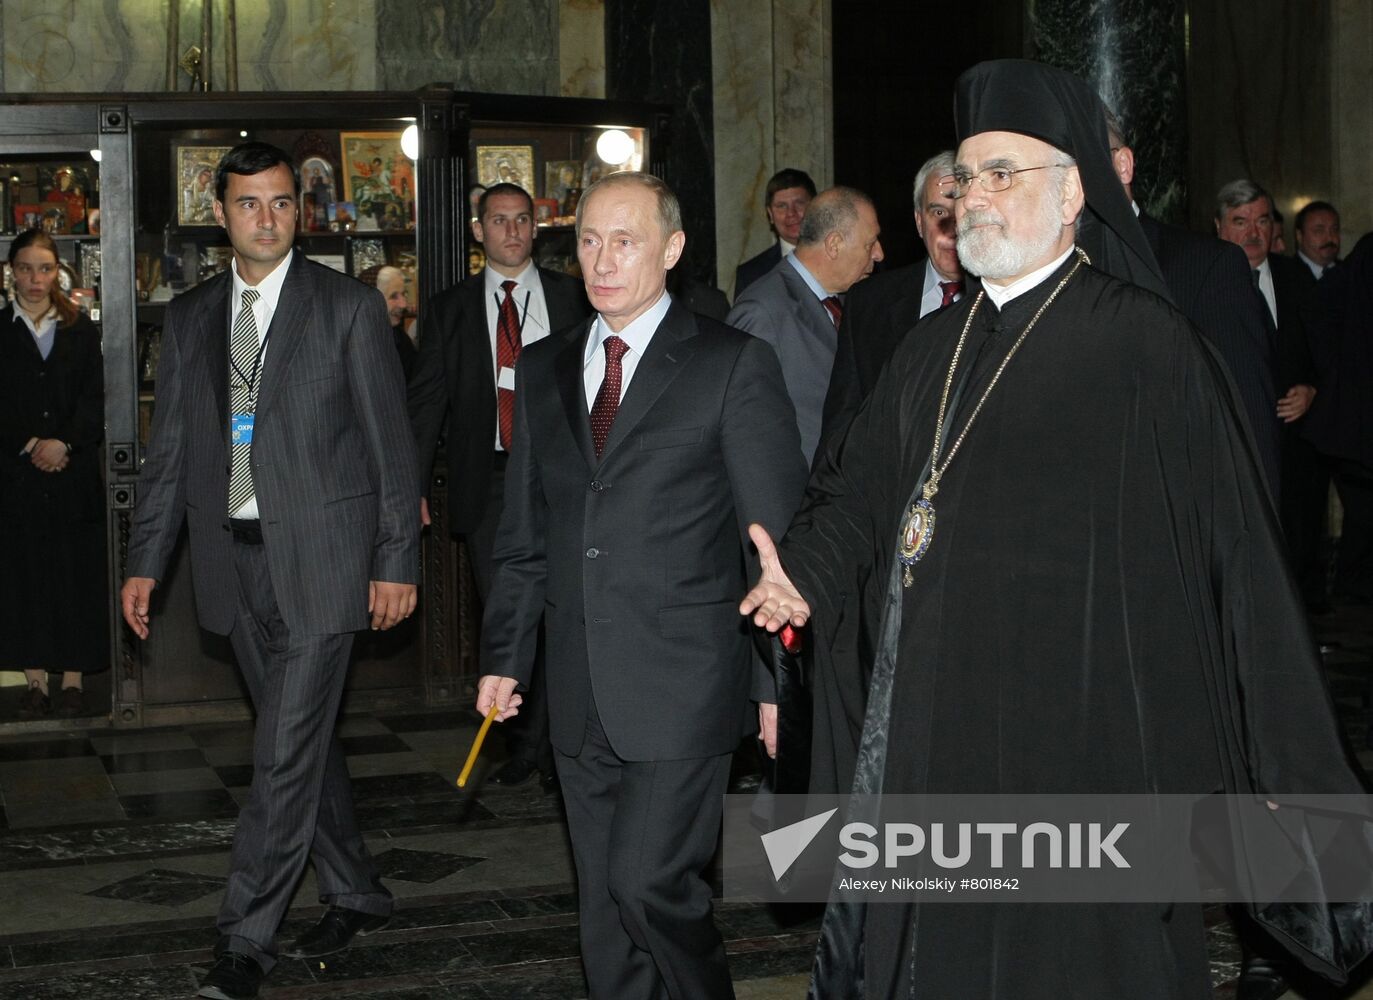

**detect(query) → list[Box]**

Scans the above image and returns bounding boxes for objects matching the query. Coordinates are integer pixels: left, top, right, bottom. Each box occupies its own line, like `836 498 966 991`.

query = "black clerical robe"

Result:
784 254 1367 998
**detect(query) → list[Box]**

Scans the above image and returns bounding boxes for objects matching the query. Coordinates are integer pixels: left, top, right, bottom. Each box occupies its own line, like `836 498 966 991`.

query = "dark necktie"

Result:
495 279 521 450
822 296 843 327
1252 269 1261 288
939 280 964 307
227 287 261 515
590 335 629 458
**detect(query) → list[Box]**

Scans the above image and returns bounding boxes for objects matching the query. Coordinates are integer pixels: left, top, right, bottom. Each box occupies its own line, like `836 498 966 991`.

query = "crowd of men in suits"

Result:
114 114 1367 998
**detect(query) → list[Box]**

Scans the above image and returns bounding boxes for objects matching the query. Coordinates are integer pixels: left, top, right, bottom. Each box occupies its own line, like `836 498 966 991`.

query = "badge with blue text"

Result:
230 413 255 445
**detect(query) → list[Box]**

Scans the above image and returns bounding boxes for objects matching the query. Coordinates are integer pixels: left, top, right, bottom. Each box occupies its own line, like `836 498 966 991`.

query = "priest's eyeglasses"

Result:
940 164 1063 199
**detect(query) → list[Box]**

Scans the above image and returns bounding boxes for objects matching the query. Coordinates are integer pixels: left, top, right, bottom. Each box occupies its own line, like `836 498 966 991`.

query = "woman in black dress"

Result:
0 229 106 718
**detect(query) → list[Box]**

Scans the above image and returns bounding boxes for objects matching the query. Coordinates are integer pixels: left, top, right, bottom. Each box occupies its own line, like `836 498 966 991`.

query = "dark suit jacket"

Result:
734 241 782 298
482 302 808 761
1138 214 1281 494
127 254 420 636
726 259 838 466
1269 252 1319 392
408 266 589 535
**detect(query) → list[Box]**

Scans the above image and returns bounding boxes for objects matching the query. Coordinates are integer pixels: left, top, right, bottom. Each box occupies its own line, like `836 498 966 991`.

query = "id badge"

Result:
231 413 255 445
497 366 516 391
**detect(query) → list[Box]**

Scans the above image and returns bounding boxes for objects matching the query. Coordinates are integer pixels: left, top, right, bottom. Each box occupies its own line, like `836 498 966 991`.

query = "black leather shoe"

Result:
540 769 560 795
197 952 264 999
281 905 390 959
1237 951 1289 1000
490 757 537 786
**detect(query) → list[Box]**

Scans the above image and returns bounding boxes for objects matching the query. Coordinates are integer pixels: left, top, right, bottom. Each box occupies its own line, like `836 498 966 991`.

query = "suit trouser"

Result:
556 700 735 1000
218 535 392 971
467 454 553 773
1280 429 1330 602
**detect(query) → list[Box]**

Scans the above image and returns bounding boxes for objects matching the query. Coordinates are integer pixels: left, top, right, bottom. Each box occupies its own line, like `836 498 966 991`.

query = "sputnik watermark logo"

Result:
760 807 838 881
724 793 1373 904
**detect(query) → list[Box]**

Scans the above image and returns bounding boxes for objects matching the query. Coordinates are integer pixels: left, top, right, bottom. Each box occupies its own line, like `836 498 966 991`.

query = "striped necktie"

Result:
227 287 261 516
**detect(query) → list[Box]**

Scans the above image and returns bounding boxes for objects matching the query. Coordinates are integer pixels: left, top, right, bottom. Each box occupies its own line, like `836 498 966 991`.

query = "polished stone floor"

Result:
0 603 1371 999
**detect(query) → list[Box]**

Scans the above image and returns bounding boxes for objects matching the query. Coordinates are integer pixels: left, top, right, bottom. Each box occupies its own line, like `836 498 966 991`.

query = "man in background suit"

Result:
733 168 816 298
477 172 807 999
822 151 965 441
1102 119 1281 498
1295 200 1341 279
1216 179 1326 609
121 142 419 1000
727 186 884 466
408 182 589 791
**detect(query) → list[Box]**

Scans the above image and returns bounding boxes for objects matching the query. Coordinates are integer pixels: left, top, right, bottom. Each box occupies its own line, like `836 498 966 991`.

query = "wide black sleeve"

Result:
406 292 455 496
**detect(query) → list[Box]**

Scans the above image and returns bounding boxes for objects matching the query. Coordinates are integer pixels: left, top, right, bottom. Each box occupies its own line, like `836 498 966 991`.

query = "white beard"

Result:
956 182 1067 280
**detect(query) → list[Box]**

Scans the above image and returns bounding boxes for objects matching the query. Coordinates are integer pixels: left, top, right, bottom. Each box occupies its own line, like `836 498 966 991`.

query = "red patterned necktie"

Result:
939 280 963 307
495 279 521 449
590 335 630 458
822 296 843 327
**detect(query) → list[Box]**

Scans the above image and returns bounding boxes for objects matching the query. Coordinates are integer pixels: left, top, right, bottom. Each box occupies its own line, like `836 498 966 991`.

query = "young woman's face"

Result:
12 245 59 309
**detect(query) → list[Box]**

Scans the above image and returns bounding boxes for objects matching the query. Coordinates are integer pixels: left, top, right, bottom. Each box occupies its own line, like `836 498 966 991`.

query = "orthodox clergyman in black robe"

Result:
743 59 1372 998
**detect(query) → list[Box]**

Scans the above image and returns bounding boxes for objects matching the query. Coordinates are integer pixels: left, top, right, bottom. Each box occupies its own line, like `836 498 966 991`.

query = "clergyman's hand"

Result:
740 522 811 633
758 702 778 759
476 674 523 722
1276 383 1316 423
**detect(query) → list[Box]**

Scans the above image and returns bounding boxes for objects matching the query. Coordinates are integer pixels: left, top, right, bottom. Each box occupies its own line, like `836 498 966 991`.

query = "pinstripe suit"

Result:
127 252 420 971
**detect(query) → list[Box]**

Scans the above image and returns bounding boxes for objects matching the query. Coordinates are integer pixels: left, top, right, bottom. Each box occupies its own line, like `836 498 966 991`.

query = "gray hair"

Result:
575 171 683 238
797 186 872 247
912 151 956 212
1215 179 1270 222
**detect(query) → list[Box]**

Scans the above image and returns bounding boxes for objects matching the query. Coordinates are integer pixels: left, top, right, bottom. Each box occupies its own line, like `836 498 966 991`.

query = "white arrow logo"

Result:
760 808 839 881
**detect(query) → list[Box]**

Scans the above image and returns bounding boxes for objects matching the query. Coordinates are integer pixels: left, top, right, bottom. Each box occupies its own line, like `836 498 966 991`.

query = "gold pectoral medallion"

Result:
898 495 936 587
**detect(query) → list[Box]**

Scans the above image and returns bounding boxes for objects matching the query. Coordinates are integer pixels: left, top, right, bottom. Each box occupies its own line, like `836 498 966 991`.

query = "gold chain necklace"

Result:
898 247 1088 587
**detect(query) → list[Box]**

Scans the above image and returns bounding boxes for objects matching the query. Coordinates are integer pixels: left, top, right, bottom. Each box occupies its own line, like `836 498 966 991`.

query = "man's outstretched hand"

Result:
740 523 810 632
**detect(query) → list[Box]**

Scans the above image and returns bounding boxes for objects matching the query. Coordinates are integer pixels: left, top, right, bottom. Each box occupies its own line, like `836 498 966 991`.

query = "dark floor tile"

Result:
212 764 255 788
11 925 219 967
340 733 413 756
457 923 581 968
354 797 496 833
438 958 587 998
0 964 195 999
332 936 475 979
387 898 507 931
118 788 240 821
0 738 94 763
351 772 457 803
86 868 228 907
184 724 254 749
728 938 816 980
377 711 477 734
375 848 486 884
493 891 579 920
99 748 208 774
717 901 823 940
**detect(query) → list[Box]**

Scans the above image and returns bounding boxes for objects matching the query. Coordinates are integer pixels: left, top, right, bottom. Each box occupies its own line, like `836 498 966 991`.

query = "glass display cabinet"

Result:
0 88 669 731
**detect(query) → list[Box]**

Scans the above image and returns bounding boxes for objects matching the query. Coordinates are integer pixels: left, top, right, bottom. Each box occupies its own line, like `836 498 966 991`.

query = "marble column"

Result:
1332 0 1372 238
710 0 832 298
1027 0 1187 224
606 0 717 285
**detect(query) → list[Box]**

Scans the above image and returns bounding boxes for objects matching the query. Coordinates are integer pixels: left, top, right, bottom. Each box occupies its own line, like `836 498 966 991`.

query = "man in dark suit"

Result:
408 182 589 790
1101 122 1281 498
822 151 966 441
1294 200 1341 279
733 167 815 298
727 186 884 467
477 172 807 999
120 142 419 1000
1216 179 1326 609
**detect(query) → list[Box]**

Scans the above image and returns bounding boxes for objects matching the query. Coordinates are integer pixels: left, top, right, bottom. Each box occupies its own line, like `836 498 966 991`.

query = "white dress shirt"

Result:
1254 257 1278 327
778 237 797 259
229 252 292 519
582 290 673 410
981 245 1075 310
485 261 552 450
919 259 963 318
1296 251 1327 281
